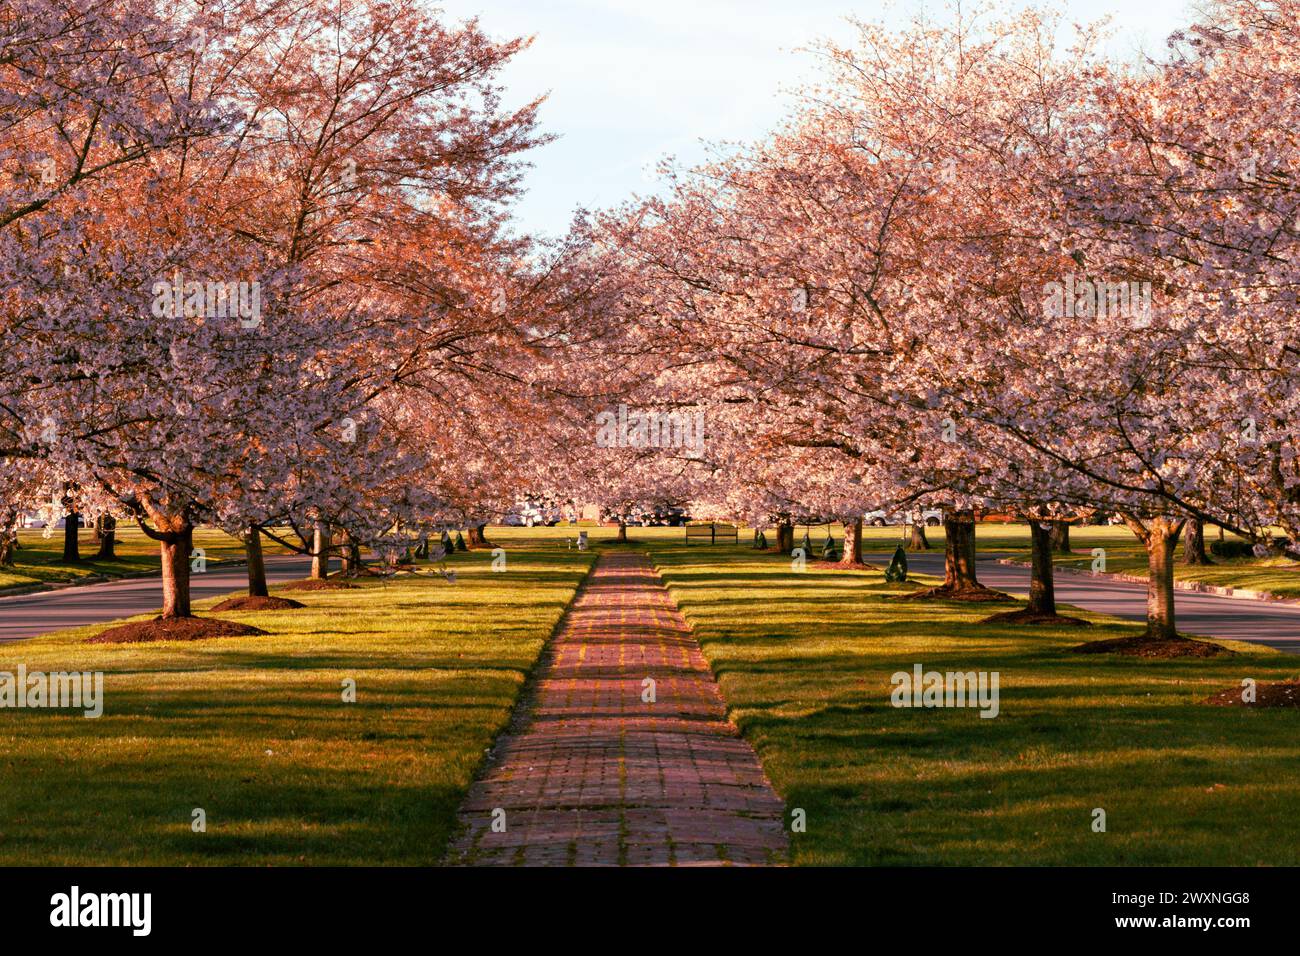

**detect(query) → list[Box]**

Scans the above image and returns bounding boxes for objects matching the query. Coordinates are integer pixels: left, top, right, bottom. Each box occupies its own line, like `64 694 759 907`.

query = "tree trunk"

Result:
1182 517 1212 565
159 527 193 619
339 528 355 576
1049 521 1072 554
0 506 17 567
840 517 865 565
1146 523 1182 639
1124 516 1184 640
311 518 330 580
616 519 628 542
93 515 117 560
61 510 80 562
776 520 794 553
907 522 931 551
466 523 493 549
942 510 981 591
245 524 269 597
1027 521 1057 615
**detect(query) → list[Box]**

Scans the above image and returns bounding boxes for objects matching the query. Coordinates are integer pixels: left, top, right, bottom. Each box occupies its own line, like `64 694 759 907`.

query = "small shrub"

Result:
1209 539 1252 559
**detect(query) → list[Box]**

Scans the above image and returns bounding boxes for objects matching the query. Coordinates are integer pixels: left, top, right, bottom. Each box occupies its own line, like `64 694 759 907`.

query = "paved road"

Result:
449 552 787 866
903 552 1300 654
0 555 314 643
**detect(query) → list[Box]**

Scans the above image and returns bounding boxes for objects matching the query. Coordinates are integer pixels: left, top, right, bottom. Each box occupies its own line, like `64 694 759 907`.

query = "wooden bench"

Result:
685 522 739 545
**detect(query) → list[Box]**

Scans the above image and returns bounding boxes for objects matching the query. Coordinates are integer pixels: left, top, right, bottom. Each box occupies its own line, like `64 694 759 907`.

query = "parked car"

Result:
524 503 561 527
864 508 943 527
502 500 561 527
601 504 691 527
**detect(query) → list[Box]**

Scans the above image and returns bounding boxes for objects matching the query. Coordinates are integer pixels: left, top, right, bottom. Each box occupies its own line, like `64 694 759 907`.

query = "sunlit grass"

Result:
0 543 594 865
4 522 1296 867
644 540 1300 866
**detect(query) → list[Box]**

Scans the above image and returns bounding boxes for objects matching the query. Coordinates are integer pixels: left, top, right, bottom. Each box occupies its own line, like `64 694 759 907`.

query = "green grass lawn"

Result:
0 540 593 865
4 523 1296 867
643 539 1300 866
0 526 264 592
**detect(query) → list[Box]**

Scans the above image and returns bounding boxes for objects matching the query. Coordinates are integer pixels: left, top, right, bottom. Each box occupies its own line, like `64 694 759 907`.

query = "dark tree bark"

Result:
466 523 494 549
942 510 981 591
1027 521 1057 615
840 517 866 565
61 508 81 563
776 520 794 553
1049 521 1072 554
616 519 628 542
1182 517 1212 565
0 506 17 567
907 522 931 551
245 524 269 597
93 515 117 560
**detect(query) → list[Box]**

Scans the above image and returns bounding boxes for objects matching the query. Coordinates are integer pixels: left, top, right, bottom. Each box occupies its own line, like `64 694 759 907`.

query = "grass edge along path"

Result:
644 540 1300 866
0 543 595 865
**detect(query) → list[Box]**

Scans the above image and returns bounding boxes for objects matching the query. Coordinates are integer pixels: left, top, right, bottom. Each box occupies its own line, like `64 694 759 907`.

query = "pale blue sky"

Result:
439 0 1197 237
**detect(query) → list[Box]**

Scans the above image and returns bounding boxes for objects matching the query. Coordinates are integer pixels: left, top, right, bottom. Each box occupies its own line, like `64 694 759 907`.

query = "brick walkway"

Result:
448 551 788 866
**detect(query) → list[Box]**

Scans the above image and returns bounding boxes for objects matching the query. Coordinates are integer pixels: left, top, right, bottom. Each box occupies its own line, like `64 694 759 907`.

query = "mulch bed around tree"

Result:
210 595 305 611
982 607 1092 626
894 584 1013 603
1203 680 1300 708
1070 634 1233 658
87 616 267 644
277 578 358 591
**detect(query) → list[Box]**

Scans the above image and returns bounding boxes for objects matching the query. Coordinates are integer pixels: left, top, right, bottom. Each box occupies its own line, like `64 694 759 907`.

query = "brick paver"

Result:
448 551 788 866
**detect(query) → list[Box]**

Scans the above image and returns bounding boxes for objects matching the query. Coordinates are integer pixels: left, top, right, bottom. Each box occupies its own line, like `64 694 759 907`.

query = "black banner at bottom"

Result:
0 866 1282 941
